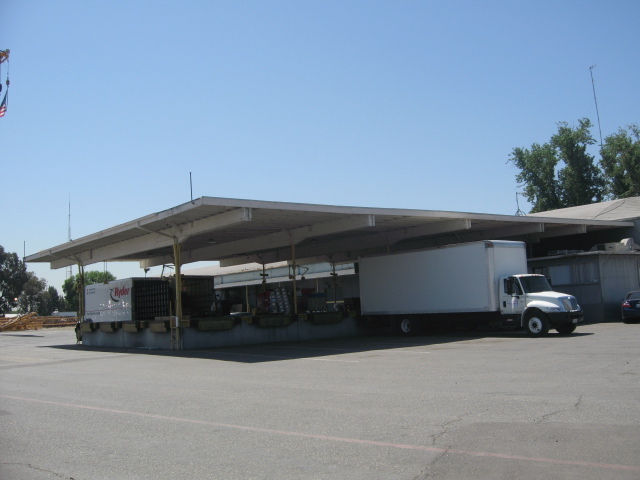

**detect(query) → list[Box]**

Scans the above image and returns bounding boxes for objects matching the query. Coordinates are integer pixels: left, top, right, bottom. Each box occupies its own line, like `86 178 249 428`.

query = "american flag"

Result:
0 91 7 117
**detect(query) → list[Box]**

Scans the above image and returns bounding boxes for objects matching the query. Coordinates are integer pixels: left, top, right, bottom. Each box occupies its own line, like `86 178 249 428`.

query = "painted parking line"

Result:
2 393 639 473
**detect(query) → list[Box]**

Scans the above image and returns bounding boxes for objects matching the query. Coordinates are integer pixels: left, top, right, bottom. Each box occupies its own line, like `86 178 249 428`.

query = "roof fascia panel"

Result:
49 207 252 269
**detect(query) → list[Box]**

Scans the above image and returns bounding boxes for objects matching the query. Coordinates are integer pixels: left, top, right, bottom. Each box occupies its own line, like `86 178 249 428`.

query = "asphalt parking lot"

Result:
1 323 639 480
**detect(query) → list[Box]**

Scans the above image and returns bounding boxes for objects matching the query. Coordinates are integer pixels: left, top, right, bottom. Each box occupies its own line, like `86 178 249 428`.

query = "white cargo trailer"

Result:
85 279 136 323
358 240 583 336
83 276 216 324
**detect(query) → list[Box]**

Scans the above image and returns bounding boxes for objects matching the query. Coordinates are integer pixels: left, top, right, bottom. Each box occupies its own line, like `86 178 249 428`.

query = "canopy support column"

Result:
290 242 298 316
245 285 250 314
77 263 85 320
172 240 183 350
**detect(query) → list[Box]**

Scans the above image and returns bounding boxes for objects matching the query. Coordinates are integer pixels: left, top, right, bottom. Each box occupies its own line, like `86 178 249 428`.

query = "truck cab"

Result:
499 274 583 336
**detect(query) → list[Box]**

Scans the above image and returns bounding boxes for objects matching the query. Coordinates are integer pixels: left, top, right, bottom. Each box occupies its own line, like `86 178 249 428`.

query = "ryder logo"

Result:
110 286 130 303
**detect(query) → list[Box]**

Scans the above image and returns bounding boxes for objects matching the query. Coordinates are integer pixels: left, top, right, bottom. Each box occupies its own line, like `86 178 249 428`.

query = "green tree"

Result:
18 272 47 314
510 142 562 212
553 119 605 207
44 286 64 315
600 124 640 198
509 118 605 213
63 270 116 312
0 245 29 313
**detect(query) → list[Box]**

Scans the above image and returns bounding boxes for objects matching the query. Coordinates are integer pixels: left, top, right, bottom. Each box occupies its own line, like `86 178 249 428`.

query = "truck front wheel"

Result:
524 311 550 337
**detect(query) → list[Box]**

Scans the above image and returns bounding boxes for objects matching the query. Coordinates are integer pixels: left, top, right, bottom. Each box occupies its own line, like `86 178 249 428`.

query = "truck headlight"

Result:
546 306 564 312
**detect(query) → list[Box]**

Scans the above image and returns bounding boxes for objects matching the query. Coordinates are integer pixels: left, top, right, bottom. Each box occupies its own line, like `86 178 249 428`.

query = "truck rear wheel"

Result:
397 317 415 336
556 323 576 335
524 311 550 337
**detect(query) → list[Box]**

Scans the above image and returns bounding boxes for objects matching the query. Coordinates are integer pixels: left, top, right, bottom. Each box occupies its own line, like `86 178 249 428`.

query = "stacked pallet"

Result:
0 312 41 331
0 314 78 331
41 316 78 328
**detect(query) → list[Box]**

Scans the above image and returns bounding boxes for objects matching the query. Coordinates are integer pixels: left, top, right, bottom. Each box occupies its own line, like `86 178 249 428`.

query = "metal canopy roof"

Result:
25 196 635 270
528 196 640 221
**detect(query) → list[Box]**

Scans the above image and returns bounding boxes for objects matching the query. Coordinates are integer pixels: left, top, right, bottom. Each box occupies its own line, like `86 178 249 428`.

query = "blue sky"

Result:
1 0 639 292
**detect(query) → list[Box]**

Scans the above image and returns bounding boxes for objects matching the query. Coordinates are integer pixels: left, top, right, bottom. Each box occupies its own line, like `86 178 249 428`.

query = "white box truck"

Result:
358 240 582 336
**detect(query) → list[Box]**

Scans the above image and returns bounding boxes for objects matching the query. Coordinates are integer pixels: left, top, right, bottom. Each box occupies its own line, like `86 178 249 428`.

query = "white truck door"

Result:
499 276 525 315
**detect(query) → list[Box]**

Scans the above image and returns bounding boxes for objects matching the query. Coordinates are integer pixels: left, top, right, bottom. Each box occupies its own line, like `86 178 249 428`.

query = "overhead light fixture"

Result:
207 239 216 245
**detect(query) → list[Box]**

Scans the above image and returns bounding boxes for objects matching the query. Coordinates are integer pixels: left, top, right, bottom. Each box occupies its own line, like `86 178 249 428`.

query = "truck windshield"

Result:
519 276 552 293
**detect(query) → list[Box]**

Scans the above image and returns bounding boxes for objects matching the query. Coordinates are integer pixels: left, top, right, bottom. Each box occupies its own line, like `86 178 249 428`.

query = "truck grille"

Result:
562 297 579 311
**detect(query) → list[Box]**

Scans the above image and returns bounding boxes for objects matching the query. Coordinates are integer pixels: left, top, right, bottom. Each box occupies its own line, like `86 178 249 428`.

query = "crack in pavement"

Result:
1 462 75 479
414 415 470 479
3 393 639 474
411 448 450 479
535 394 583 423
429 414 468 446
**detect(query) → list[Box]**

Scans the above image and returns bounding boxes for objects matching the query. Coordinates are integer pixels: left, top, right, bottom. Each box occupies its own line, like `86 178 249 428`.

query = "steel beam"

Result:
141 214 376 268
532 224 587 238
221 218 472 267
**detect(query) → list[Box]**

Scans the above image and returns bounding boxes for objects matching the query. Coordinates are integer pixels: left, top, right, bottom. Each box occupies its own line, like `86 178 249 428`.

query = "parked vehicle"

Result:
622 291 640 323
84 276 217 323
358 240 583 337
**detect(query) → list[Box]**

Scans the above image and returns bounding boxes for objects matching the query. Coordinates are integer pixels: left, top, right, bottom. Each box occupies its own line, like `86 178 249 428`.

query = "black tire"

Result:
397 317 415 336
556 323 577 335
524 311 550 337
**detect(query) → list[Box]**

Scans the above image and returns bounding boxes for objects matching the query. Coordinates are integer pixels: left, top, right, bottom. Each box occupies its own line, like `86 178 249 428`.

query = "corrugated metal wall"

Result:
599 255 640 320
529 253 640 323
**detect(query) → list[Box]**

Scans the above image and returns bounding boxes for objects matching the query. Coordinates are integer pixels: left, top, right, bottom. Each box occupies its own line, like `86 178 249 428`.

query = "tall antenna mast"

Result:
589 65 604 146
66 194 73 279
515 192 525 216
68 193 71 242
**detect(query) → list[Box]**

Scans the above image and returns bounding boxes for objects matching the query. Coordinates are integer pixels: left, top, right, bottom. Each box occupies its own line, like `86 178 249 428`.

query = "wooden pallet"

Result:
0 314 77 331
41 316 78 328
0 312 40 331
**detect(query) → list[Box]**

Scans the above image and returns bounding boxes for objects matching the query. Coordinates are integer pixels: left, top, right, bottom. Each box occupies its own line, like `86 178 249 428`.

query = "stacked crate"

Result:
257 291 272 314
133 280 171 320
270 286 291 314
182 277 215 317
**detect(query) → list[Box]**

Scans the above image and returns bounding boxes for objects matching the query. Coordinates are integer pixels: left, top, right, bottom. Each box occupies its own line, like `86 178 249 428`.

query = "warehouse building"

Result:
526 197 640 323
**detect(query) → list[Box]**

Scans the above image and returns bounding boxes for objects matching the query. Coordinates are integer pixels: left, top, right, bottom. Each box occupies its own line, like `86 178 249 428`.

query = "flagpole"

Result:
0 48 8 118
0 90 8 118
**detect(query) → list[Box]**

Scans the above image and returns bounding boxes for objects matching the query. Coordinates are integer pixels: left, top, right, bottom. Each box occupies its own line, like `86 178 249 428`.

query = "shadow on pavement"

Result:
41 327 595 363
